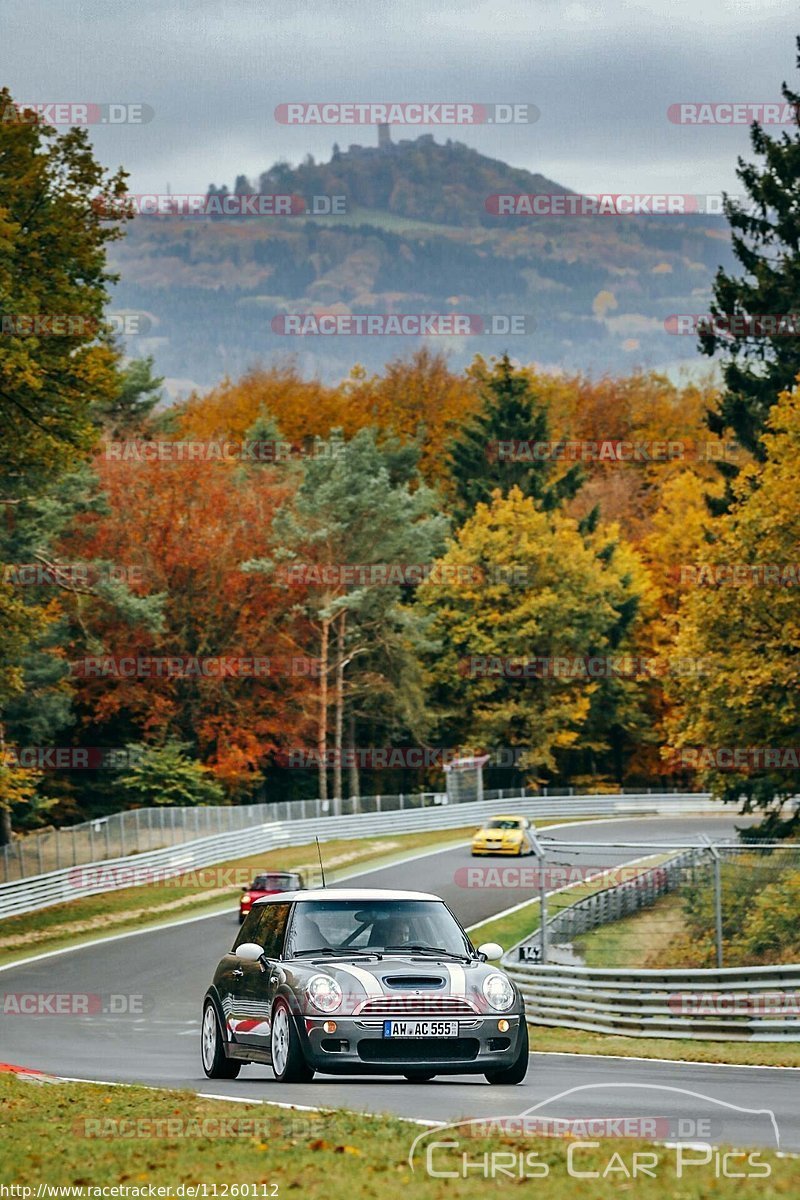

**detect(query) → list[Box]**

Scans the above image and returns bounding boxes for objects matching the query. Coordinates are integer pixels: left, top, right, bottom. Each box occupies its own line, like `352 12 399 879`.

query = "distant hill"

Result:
108 134 736 392
248 132 568 227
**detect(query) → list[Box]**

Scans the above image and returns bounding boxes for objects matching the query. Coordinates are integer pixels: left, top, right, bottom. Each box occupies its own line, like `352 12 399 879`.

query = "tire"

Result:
271 998 315 1083
201 999 241 1079
403 1071 436 1082
484 1021 529 1085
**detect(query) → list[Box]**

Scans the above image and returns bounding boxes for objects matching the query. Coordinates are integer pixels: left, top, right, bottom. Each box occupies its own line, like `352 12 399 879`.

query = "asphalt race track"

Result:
2 815 797 1151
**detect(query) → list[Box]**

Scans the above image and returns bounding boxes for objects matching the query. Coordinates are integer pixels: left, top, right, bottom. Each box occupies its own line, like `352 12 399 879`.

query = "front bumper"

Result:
300 1012 524 1075
472 843 523 855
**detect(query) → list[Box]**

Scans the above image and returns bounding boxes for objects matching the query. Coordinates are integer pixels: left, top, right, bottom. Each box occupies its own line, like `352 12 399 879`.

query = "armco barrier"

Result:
504 960 800 1040
0 792 716 920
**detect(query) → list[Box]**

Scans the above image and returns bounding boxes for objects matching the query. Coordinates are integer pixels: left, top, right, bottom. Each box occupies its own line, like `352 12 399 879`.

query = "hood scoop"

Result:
383 975 445 989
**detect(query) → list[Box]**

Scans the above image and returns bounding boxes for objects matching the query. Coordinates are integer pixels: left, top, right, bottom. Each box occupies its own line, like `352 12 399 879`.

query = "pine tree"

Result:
447 354 583 520
701 38 800 482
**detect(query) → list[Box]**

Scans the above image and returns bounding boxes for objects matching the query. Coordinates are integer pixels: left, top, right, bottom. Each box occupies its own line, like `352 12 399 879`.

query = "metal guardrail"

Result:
505 959 800 1040
0 791 448 883
0 792 717 920
502 842 800 1040
0 784 708 883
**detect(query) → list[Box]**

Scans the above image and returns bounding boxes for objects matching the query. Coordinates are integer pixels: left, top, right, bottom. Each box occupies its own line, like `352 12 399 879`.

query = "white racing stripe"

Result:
445 963 466 997
333 961 384 997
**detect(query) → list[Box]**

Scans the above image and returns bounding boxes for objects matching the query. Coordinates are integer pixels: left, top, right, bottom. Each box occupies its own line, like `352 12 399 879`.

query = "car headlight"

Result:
306 974 343 1013
482 972 515 1011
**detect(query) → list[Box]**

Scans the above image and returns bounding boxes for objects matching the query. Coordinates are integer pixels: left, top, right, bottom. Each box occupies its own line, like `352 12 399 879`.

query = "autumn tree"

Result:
0 88 129 489
65 451 304 805
416 486 653 784
666 383 800 834
0 87 130 838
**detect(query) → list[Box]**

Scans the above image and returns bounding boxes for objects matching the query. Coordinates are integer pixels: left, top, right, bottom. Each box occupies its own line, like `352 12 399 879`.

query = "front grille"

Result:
384 976 444 990
358 1038 480 1063
357 996 477 1017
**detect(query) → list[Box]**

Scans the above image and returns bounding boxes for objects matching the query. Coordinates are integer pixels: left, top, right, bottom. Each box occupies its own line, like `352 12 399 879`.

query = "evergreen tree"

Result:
701 39 800 488
447 354 583 520
96 357 163 436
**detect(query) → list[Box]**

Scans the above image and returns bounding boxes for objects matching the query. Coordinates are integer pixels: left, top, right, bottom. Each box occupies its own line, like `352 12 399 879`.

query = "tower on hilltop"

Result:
378 122 392 149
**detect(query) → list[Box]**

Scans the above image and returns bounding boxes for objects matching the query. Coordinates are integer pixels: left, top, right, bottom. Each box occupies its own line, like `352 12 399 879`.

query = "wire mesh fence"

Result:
512 839 800 970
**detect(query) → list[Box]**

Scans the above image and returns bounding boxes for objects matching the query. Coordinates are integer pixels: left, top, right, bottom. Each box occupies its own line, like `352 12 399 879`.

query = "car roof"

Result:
252 887 441 905
483 814 525 821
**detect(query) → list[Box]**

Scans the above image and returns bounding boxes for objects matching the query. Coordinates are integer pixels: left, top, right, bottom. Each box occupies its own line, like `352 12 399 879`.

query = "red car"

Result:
239 871 305 922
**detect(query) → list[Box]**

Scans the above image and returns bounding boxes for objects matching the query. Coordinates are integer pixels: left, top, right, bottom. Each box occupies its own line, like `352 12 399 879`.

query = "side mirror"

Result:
235 942 264 963
477 941 503 961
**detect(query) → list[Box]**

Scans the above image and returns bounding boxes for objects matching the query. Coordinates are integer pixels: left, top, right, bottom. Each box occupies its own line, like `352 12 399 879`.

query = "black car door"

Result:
232 901 292 1052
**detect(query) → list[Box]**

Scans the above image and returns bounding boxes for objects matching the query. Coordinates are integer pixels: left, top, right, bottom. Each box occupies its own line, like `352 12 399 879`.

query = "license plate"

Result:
383 1020 458 1038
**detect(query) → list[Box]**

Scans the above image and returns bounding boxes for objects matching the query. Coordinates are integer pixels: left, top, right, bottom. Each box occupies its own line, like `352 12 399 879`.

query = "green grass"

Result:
529 1024 800 1068
1 1073 796 1197
573 891 686 967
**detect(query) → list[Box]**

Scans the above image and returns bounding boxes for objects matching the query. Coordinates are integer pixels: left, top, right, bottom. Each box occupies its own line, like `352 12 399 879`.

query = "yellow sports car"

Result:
471 815 534 856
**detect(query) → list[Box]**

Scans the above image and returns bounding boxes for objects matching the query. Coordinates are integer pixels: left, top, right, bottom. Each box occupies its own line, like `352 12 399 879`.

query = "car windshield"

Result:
251 874 297 890
486 819 522 830
284 900 473 957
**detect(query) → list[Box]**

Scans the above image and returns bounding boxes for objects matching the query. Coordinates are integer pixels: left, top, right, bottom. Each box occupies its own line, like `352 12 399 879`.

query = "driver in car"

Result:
368 915 413 948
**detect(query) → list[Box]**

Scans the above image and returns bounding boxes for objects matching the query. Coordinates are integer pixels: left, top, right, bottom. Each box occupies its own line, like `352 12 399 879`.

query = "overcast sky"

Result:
4 0 797 197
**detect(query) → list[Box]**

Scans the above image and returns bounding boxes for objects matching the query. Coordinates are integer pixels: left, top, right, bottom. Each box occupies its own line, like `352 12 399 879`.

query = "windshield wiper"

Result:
381 944 472 961
292 947 382 958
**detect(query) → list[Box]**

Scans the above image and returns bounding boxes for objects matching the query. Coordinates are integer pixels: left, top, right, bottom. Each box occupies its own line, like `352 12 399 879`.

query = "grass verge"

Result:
574 891 685 967
0 1073 794 1197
